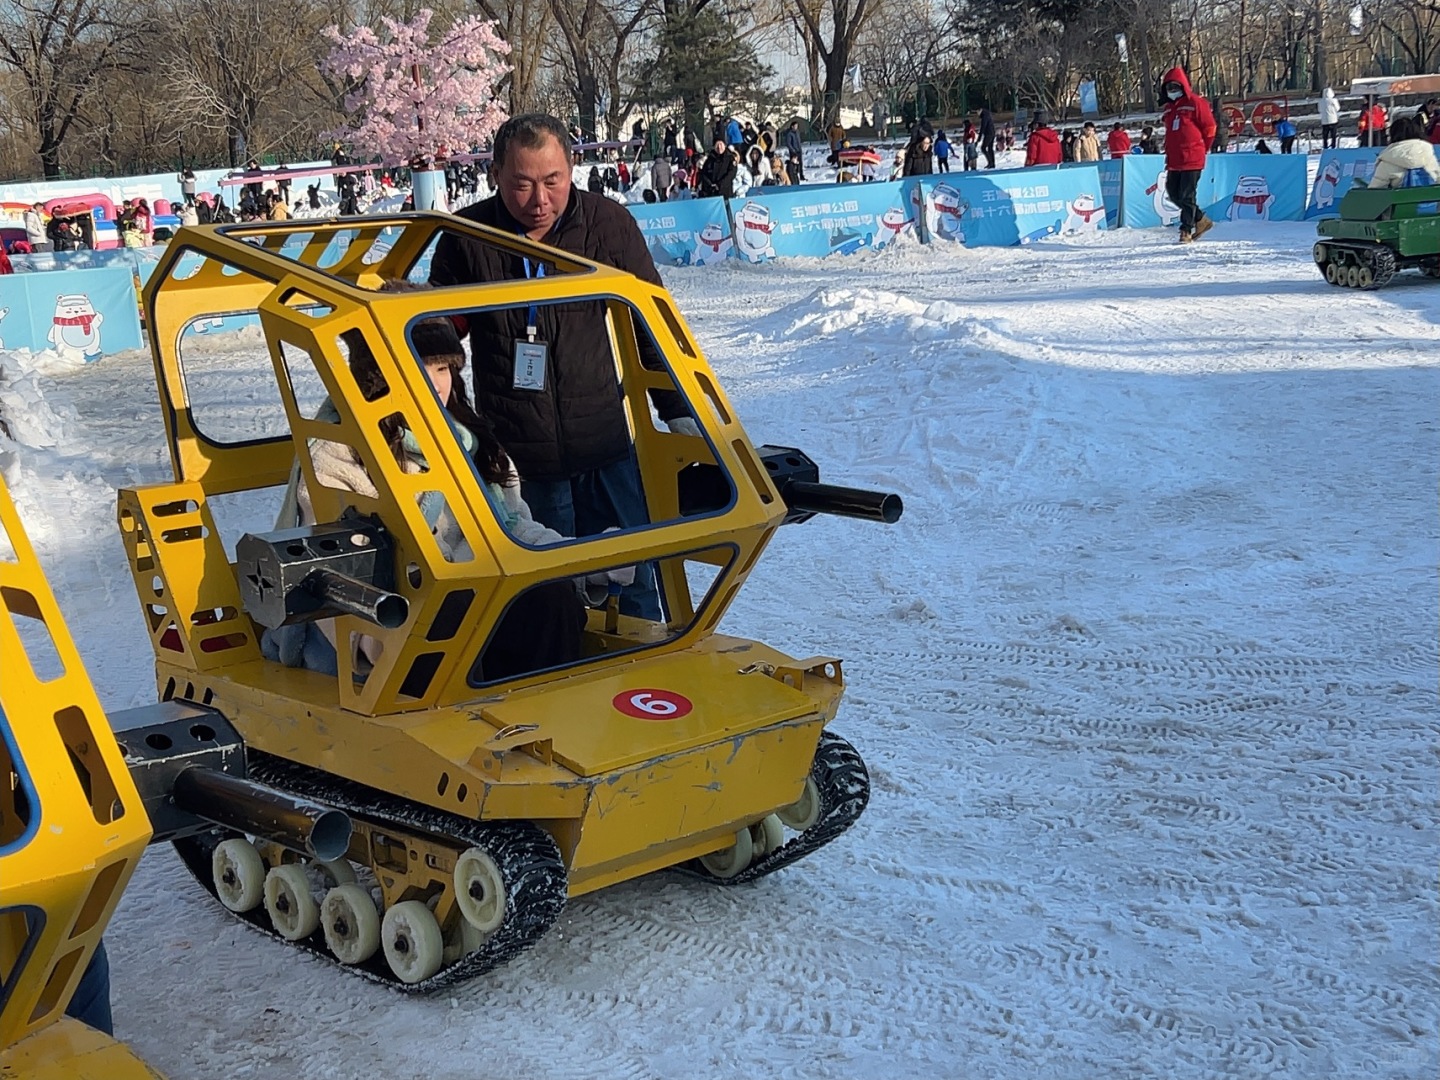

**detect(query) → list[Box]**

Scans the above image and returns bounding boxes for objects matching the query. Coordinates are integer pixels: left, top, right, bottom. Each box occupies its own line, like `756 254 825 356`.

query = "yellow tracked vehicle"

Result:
113 213 900 989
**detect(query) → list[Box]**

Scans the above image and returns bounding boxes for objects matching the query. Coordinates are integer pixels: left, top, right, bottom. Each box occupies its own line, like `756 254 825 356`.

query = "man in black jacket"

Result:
429 113 694 618
696 138 738 197
979 106 996 169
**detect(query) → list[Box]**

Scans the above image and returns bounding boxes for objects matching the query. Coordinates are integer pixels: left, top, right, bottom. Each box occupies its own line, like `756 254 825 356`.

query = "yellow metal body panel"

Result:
153 635 843 897
0 477 152 1054
127 215 788 719
0 1017 165 1079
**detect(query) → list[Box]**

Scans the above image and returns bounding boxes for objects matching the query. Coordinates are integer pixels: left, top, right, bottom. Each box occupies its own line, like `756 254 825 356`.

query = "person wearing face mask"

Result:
1159 67 1217 243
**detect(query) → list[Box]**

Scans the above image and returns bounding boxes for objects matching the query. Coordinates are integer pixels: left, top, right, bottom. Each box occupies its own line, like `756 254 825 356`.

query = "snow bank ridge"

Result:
774 287 1010 351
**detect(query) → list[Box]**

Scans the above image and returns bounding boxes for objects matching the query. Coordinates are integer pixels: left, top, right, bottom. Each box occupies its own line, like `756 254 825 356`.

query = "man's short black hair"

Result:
493 113 573 170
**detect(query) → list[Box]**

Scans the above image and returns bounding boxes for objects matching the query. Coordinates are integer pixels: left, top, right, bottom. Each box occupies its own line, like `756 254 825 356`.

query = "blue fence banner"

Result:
631 197 733 266
1203 153 1307 223
1079 80 1099 116
726 181 912 262
1305 148 1382 219
907 165 1108 246
0 266 143 360
1121 153 1307 228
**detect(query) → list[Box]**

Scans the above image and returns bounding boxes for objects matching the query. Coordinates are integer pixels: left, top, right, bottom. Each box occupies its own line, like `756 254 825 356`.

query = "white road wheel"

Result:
442 917 488 965
1357 265 1374 289
776 777 822 832
750 814 785 857
1324 262 1339 284
315 859 357 887
698 827 754 879
321 884 380 964
1346 265 1360 288
264 863 320 941
212 838 266 913
382 900 444 984
454 848 507 934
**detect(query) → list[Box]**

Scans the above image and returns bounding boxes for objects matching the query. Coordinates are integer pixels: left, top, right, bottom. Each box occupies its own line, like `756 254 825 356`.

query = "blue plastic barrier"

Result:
726 181 913 262
631 197 734 266
1204 154 1307 223
1305 149 1382 219
906 166 1108 246
0 266 143 360
1121 153 1307 228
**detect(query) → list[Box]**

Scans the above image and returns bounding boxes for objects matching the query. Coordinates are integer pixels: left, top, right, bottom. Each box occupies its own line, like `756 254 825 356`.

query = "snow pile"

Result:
0 347 82 450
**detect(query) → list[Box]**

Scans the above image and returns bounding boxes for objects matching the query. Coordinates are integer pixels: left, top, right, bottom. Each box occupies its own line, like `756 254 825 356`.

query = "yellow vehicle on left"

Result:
1 462 362 1076
0 472 158 1077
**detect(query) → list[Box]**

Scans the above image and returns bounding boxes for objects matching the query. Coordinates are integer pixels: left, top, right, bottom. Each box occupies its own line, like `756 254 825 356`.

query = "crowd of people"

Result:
9 86 1440 270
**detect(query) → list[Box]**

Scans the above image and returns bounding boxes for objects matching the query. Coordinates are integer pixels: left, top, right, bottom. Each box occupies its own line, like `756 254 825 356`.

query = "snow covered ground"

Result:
1 220 1436 1079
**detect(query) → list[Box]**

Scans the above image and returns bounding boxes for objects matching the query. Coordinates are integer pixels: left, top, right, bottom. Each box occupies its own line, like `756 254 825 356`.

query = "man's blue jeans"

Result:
521 453 662 620
65 939 114 1035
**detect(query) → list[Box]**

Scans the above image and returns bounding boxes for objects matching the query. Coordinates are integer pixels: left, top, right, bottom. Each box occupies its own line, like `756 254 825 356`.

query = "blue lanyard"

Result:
520 251 544 342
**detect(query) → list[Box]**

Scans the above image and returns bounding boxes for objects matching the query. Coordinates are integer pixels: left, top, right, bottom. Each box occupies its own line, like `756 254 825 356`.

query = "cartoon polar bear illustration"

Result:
1146 173 1182 226
1312 160 1343 209
1227 175 1274 221
47 294 105 362
874 206 911 248
918 182 968 243
733 200 776 262
1063 193 1105 233
693 221 733 265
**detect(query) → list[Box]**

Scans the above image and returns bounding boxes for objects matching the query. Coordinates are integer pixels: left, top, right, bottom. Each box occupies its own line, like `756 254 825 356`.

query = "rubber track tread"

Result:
172 752 567 993
680 729 869 885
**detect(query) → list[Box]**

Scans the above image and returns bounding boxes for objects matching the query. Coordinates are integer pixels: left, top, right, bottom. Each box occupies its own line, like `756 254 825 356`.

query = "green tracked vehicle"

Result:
1314 183 1440 289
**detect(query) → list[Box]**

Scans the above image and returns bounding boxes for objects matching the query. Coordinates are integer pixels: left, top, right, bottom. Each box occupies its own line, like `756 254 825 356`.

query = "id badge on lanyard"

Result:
514 253 549 391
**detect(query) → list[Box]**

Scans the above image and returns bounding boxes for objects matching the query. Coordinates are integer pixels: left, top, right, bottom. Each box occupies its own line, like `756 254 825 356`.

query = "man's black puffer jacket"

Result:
430 188 683 482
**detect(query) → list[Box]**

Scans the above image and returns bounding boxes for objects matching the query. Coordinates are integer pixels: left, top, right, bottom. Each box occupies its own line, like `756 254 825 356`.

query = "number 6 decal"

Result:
613 689 693 720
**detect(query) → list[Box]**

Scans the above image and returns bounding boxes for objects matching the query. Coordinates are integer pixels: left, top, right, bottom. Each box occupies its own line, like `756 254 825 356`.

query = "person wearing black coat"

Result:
902 134 934 176
427 113 693 620
696 139 738 198
979 107 996 168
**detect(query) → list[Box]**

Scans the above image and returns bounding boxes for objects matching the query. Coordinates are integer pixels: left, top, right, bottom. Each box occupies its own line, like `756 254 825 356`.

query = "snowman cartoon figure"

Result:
1312 160 1343 209
733 200 776 262
693 221 733 265
929 183 969 243
1146 173 1182 226
47 294 105 362
1063 193 1104 233
1227 175 1274 221
874 206 912 248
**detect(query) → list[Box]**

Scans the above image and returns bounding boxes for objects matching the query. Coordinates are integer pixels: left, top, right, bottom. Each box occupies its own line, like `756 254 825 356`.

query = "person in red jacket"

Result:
1107 123 1132 157
1160 66 1217 243
1025 112 1062 166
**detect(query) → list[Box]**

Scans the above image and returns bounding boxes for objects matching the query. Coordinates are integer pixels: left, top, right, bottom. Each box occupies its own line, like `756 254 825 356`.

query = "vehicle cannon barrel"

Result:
303 567 408 629
171 766 353 862
778 480 903 524
237 518 407 630
755 445 904 526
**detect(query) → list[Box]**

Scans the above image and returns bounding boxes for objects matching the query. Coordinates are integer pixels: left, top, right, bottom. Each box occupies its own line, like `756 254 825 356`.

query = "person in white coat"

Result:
23 203 48 251
1367 115 1440 188
1319 88 1341 149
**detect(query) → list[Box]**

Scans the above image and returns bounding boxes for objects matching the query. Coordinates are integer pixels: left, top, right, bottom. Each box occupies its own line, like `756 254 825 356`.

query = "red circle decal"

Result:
612 688 693 720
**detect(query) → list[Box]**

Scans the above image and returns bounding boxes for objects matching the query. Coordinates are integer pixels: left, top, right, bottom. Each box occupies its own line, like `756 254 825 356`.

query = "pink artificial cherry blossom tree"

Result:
321 9 511 172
